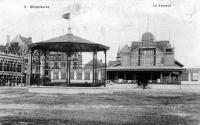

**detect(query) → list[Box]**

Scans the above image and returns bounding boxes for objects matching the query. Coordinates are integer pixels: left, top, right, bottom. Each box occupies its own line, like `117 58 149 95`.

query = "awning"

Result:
107 66 186 71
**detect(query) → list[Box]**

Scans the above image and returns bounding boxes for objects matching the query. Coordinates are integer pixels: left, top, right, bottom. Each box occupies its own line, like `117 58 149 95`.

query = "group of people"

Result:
137 80 148 89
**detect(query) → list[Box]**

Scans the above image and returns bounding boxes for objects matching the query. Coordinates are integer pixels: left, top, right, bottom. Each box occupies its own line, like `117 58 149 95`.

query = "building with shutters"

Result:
0 34 32 86
31 51 105 85
0 47 23 86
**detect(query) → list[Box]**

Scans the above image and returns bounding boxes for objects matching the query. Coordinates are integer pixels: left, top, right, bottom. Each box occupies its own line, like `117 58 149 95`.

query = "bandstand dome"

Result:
28 29 109 52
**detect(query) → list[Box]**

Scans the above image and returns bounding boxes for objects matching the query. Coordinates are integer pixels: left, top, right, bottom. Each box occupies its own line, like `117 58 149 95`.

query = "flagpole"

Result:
68 16 71 28
62 12 71 33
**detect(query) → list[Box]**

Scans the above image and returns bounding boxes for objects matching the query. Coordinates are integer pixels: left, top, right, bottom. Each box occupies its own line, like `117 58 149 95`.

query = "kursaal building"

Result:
107 32 185 84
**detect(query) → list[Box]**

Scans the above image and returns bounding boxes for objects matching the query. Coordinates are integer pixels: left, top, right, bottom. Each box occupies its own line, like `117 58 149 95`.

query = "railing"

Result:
30 75 105 87
107 79 181 85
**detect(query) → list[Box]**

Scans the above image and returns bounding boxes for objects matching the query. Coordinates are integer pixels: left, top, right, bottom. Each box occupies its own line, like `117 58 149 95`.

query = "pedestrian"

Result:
142 81 145 89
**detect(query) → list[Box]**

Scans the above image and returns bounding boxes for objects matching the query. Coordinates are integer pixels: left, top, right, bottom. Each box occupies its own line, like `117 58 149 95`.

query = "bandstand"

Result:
28 28 109 87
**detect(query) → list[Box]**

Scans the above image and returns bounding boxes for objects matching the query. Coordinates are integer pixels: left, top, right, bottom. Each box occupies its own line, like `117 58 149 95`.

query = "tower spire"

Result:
138 29 141 41
147 16 150 31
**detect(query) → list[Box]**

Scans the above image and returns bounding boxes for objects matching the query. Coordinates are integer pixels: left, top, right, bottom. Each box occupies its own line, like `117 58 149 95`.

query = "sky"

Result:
0 0 200 67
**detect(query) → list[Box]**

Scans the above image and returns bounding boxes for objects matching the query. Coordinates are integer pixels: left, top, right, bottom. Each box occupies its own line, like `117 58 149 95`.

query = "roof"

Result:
131 41 170 52
107 66 185 71
84 59 105 69
174 60 184 67
12 35 32 45
0 45 8 50
186 68 200 72
108 61 120 67
28 32 109 52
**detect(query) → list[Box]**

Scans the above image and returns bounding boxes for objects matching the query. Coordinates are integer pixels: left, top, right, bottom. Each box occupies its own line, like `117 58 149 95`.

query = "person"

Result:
7 80 10 86
137 80 140 86
142 80 147 89
142 80 145 89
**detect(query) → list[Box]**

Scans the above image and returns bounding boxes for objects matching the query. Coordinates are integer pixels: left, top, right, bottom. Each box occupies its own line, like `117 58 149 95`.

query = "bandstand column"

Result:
66 52 70 86
30 49 33 86
92 51 95 85
95 51 97 85
104 50 107 86
20 53 23 85
43 51 47 84
38 50 41 85
69 53 71 85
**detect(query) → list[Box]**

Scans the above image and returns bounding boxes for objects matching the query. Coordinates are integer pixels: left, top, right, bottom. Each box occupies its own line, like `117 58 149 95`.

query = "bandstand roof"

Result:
28 30 109 52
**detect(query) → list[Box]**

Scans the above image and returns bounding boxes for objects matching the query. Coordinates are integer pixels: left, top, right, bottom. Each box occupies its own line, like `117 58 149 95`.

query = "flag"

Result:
62 13 70 20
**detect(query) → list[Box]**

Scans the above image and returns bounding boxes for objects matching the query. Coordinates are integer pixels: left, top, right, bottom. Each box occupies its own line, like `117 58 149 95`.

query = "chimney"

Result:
28 37 32 42
6 35 10 45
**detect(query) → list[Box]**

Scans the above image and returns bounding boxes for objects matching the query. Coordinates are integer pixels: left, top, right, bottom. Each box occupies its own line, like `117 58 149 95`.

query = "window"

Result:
45 70 49 76
70 72 74 80
61 72 66 79
85 72 90 80
73 62 78 69
74 54 78 58
53 62 59 69
166 48 172 52
161 57 164 64
61 62 65 67
101 71 105 80
77 72 82 80
181 71 188 81
139 49 154 66
45 62 49 68
192 72 199 81
53 72 59 79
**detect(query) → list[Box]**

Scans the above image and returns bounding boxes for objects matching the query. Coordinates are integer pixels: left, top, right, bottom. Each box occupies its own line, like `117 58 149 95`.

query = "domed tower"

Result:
121 44 131 66
141 32 155 45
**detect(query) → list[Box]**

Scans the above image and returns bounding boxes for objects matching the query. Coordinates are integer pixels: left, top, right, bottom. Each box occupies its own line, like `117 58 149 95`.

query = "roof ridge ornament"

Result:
67 26 72 35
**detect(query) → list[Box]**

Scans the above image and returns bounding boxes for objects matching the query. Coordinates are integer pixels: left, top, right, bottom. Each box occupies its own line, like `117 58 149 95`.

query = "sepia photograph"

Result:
0 0 200 124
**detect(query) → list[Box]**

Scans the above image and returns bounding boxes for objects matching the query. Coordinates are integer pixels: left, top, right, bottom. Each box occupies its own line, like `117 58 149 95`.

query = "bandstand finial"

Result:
67 26 72 34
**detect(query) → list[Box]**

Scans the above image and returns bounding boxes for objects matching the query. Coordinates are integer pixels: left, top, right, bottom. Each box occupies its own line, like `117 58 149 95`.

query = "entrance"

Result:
137 72 150 84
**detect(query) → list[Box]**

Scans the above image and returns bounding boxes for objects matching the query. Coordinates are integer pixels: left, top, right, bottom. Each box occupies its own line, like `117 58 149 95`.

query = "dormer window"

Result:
165 48 172 52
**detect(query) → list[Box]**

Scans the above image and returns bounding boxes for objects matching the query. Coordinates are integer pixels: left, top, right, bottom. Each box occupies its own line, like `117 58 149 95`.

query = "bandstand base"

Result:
28 86 109 94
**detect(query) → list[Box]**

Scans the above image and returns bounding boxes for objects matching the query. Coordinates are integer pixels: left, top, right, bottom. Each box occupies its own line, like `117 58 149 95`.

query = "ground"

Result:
0 87 200 125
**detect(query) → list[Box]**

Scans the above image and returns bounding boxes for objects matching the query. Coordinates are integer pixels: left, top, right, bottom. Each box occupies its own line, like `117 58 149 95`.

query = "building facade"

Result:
0 35 32 86
30 51 105 85
0 49 23 86
107 32 185 84
182 68 200 84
